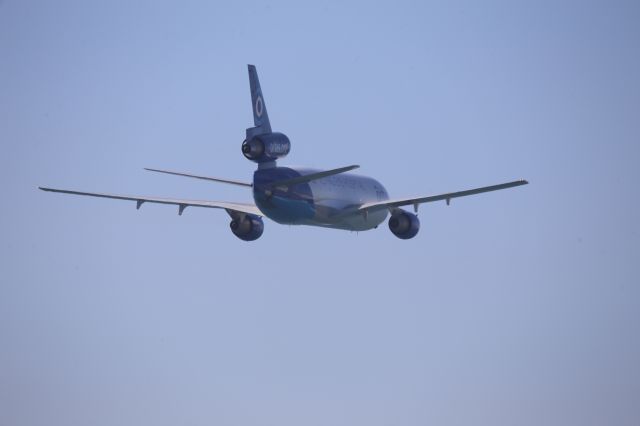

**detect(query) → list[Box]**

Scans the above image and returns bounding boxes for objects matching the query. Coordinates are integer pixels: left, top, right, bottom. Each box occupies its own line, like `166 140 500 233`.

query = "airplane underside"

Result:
255 194 389 231
253 166 390 231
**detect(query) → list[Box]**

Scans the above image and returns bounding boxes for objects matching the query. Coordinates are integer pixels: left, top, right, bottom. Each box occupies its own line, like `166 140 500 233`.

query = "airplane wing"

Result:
38 187 262 217
359 179 529 212
144 168 253 187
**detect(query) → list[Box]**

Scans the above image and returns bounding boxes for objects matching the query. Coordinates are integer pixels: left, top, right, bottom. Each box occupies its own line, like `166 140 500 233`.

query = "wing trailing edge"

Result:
360 179 529 213
38 187 262 217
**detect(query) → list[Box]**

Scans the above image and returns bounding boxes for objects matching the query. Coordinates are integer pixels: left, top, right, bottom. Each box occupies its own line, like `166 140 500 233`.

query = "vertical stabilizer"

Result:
248 65 272 134
244 65 286 169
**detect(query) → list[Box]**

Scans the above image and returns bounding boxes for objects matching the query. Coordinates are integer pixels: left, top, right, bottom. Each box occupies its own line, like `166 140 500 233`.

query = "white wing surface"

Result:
360 179 529 212
39 187 262 217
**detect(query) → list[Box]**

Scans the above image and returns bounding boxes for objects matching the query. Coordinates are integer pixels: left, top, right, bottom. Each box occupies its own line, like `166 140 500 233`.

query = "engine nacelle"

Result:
230 215 264 241
388 211 420 239
242 132 290 163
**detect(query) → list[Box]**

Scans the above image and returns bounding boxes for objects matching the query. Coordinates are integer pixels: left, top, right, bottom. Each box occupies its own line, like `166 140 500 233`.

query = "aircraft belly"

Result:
311 208 387 231
254 194 315 224
306 176 388 231
253 167 316 224
253 167 390 231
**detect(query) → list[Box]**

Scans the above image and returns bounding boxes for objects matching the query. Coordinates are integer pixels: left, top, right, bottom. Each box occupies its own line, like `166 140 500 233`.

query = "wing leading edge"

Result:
360 179 529 213
38 187 262 217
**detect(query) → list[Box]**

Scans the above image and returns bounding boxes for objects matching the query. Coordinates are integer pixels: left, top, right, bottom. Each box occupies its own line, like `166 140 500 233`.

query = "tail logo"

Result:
255 96 263 118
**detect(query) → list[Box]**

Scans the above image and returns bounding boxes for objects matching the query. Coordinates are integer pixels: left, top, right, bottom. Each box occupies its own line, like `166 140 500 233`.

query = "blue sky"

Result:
1 1 639 425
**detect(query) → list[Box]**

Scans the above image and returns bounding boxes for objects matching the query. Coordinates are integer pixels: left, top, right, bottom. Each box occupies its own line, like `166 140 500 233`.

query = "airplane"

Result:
40 65 528 241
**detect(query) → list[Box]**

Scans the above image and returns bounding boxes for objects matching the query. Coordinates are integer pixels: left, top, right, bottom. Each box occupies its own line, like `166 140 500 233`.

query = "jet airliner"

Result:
40 65 528 241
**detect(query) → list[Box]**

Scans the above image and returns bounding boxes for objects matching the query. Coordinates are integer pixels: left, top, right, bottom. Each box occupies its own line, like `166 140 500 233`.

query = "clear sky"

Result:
1 1 639 425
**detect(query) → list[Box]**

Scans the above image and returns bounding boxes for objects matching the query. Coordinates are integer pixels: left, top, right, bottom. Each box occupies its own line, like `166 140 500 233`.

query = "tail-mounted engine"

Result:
243 66 290 165
230 214 264 241
388 210 420 239
242 132 290 163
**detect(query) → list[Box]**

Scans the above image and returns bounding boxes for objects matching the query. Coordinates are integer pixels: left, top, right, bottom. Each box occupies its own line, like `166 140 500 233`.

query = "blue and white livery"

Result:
40 65 528 241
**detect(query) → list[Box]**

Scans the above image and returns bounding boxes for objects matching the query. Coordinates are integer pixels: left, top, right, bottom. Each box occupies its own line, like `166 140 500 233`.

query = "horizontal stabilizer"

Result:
144 168 252 187
269 165 359 190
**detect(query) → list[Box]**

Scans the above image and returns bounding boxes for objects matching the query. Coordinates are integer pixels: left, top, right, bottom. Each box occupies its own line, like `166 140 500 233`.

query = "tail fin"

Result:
248 65 272 134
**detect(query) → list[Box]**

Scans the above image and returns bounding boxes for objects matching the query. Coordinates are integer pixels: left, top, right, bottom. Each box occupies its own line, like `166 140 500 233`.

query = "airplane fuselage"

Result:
253 166 389 231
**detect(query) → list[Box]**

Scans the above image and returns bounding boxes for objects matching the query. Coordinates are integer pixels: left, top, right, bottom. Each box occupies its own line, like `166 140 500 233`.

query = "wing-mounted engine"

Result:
242 132 290 163
230 214 264 241
388 210 420 239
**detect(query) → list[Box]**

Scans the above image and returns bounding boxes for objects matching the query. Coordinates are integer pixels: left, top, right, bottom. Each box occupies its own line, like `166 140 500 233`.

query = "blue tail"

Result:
248 65 272 134
243 65 291 167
